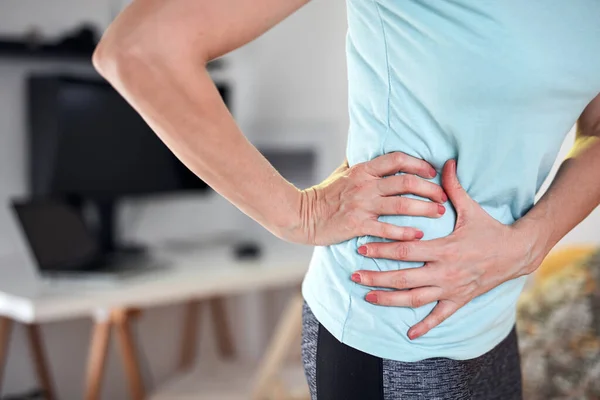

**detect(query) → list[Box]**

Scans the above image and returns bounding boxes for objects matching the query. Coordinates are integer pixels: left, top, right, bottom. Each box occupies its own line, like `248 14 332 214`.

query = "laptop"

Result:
11 199 166 280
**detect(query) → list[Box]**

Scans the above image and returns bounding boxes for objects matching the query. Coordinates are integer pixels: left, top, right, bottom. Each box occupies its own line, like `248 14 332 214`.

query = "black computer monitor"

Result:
27 74 229 253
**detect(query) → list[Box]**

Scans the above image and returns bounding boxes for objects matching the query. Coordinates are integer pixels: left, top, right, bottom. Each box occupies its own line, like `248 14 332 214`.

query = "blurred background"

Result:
0 1 598 400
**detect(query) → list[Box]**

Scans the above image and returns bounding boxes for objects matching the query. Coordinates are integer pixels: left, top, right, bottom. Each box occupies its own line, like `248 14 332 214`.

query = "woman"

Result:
93 0 600 399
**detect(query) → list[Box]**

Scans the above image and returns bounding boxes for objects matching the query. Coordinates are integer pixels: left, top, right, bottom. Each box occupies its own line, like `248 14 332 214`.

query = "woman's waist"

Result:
304 245 528 353
313 199 516 276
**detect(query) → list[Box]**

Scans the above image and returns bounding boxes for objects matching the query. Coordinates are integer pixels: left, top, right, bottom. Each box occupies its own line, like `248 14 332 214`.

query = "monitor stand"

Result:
64 196 147 258
95 200 147 257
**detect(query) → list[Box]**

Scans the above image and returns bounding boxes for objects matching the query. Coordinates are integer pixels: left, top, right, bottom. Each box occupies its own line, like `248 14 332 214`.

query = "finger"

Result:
407 300 459 340
362 221 425 241
363 288 441 308
378 174 447 204
375 197 446 218
441 159 474 213
363 152 437 179
351 265 436 289
358 239 445 262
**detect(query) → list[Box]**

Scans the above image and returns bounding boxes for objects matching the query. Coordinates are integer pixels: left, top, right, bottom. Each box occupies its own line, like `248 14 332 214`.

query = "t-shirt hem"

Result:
303 285 515 362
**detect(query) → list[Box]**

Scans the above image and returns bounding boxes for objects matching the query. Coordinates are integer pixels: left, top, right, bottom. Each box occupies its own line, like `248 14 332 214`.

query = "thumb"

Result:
441 159 473 214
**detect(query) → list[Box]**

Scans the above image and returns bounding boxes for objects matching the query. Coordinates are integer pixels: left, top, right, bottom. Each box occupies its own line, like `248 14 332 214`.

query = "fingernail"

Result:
357 246 367 255
408 329 418 340
415 231 424 239
441 193 448 203
351 273 361 283
365 293 378 303
429 168 437 178
438 204 446 215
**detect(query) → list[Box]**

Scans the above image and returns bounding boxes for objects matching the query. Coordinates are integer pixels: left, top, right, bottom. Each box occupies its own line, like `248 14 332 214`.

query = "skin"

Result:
93 0 600 342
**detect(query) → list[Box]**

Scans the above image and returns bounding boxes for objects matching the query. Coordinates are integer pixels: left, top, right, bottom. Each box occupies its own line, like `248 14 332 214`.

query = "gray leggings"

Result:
301 301 523 400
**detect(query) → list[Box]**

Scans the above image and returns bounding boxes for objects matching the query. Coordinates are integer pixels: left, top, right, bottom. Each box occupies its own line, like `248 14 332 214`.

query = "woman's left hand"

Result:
350 159 546 340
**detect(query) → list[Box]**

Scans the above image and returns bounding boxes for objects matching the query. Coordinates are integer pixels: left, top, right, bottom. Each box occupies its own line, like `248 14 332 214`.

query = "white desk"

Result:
0 239 313 400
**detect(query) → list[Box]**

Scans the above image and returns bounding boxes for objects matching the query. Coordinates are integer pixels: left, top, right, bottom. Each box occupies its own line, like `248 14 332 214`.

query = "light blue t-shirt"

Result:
302 0 600 361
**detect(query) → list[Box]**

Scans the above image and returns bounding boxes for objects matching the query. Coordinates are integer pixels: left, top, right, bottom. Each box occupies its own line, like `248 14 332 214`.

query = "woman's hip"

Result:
301 300 523 400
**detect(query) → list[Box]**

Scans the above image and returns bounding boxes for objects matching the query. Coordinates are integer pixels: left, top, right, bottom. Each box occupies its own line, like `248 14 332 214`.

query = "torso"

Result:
302 0 600 361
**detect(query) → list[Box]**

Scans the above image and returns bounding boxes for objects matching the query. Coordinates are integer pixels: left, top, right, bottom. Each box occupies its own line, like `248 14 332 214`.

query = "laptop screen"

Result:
12 200 99 272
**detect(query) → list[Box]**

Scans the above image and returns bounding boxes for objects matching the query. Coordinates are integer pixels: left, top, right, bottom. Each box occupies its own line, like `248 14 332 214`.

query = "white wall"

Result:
0 1 349 399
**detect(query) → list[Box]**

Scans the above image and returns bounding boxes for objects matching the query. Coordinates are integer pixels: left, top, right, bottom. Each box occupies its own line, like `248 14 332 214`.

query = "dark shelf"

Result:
0 39 225 69
0 39 94 62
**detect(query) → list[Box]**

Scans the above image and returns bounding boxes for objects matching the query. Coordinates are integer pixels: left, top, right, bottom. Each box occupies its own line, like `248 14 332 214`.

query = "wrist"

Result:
297 187 319 245
269 184 315 245
510 215 555 275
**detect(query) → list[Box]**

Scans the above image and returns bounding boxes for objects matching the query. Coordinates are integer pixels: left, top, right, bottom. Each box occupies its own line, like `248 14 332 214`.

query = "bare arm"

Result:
93 0 447 245
93 0 311 241
515 92 600 270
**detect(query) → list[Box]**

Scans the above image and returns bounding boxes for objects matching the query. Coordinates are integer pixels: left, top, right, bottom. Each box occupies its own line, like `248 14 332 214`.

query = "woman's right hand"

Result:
290 152 448 246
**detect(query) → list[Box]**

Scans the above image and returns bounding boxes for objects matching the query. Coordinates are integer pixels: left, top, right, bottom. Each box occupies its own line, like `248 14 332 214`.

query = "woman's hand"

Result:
350 159 547 340
291 153 448 246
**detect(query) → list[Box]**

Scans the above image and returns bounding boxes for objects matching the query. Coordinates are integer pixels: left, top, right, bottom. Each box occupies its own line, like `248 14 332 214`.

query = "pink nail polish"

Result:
438 204 446 215
351 273 362 283
365 293 378 303
415 231 424 239
357 246 367 255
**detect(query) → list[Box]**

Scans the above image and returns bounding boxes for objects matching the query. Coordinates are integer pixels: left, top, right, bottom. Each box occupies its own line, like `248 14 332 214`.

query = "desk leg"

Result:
251 293 304 400
208 297 235 358
26 325 56 400
0 317 13 394
85 318 112 400
113 309 145 400
179 300 201 372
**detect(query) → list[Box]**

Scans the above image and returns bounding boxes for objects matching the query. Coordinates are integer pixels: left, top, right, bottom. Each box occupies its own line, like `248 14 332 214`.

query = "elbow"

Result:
91 4 162 84
92 32 147 87
91 39 113 80
92 30 207 89
92 0 214 86
91 37 114 79
92 4 212 85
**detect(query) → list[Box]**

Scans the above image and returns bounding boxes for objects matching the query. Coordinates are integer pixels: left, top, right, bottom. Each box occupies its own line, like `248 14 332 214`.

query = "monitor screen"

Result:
29 75 221 200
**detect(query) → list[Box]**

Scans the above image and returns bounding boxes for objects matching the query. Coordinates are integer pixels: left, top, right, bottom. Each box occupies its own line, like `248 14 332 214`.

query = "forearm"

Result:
513 132 600 272
99 58 304 239
93 0 309 241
